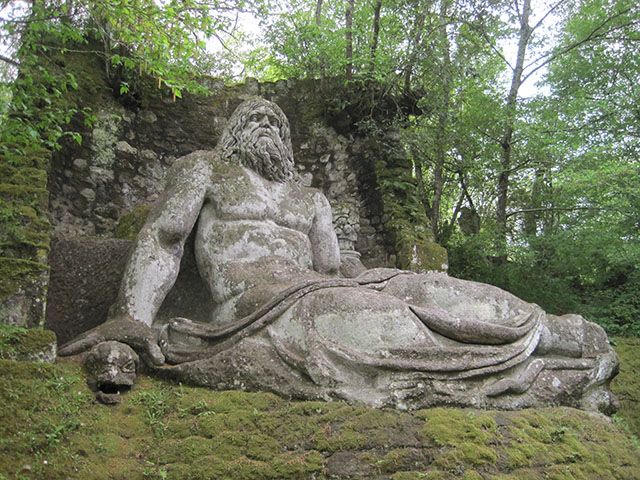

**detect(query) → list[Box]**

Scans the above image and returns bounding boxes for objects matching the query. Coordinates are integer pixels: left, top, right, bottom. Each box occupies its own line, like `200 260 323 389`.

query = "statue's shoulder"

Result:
169 150 215 175
169 150 243 180
303 184 331 205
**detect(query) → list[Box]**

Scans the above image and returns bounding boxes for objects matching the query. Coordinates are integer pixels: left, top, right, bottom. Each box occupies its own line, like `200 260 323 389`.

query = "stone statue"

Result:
84 341 139 404
60 98 619 413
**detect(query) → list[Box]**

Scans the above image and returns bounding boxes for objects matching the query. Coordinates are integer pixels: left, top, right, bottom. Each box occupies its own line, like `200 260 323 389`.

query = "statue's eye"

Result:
269 116 280 128
250 114 260 122
122 361 136 372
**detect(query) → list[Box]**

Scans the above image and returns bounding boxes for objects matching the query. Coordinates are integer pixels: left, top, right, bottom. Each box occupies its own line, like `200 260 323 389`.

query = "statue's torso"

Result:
195 162 322 322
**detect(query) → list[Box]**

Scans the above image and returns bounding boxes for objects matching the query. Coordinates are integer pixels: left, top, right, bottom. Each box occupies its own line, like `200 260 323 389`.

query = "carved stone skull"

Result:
84 341 139 404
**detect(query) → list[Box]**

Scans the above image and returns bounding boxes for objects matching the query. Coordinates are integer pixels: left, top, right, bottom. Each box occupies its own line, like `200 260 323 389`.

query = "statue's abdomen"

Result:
195 205 313 304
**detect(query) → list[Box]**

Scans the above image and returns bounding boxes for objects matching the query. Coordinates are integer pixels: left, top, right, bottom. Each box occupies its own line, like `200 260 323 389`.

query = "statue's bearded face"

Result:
218 98 296 183
239 105 291 181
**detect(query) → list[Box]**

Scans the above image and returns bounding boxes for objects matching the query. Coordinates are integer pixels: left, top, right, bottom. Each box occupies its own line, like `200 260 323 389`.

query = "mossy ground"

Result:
0 325 55 361
611 337 640 438
0 331 638 480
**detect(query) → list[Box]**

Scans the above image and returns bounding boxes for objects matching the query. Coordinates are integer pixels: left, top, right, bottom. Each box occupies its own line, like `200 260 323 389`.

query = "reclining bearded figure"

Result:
60 97 619 413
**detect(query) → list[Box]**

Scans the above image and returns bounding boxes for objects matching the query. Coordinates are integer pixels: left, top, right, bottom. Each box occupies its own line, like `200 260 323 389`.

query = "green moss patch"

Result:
0 339 638 479
0 324 56 361
114 205 152 240
612 337 640 438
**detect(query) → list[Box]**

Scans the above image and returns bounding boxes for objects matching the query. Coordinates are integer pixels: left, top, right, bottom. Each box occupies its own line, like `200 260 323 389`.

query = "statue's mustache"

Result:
248 128 285 159
249 125 279 140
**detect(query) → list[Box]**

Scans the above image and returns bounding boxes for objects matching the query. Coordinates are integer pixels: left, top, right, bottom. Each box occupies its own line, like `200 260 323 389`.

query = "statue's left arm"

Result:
59 152 213 365
110 153 212 325
309 192 340 275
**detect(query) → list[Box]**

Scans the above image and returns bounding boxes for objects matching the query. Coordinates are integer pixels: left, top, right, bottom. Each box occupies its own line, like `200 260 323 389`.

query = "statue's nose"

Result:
258 115 272 127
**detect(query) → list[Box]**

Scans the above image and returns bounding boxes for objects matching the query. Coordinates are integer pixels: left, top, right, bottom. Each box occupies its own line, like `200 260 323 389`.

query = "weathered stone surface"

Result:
45 238 132 345
59 98 619 414
84 341 139 404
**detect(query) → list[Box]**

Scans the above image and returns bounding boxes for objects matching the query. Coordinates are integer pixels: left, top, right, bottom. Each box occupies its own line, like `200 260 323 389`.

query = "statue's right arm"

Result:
112 153 213 325
59 152 213 365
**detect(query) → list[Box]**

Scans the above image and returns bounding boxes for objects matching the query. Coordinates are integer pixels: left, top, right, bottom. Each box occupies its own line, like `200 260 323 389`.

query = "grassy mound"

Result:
0 324 56 361
0 333 638 480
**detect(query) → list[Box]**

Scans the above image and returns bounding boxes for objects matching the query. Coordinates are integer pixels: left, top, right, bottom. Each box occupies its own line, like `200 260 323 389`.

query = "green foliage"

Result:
432 0 640 336
89 0 237 99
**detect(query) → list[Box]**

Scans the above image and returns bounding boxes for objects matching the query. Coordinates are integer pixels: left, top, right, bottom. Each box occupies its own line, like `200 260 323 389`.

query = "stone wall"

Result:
29 69 448 333
48 77 402 267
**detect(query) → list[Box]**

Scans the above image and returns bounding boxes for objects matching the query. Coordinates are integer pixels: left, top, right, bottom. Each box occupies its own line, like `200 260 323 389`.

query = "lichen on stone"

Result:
114 204 152 240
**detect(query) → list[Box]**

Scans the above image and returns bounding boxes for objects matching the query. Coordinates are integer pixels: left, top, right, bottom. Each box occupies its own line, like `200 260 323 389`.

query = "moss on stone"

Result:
395 225 449 272
114 204 152 240
1 340 639 479
611 336 640 438
371 143 448 272
0 258 48 302
0 150 51 306
0 324 56 361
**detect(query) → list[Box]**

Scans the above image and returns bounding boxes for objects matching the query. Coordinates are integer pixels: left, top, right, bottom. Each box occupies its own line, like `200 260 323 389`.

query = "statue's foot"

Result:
580 349 620 414
485 359 545 397
581 386 620 415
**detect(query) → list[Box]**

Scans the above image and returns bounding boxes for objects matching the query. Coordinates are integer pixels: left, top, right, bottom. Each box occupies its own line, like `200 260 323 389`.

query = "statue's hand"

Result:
58 315 165 367
157 317 213 364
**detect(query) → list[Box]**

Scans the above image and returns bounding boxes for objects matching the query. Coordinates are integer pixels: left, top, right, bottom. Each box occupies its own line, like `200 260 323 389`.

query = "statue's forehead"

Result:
248 104 277 116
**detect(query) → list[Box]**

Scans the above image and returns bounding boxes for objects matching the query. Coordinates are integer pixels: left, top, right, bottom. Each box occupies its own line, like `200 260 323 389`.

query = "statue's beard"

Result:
239 127 294 182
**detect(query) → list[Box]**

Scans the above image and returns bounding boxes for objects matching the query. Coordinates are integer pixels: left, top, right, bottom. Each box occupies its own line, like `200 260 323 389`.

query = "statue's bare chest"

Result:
203 165 315 233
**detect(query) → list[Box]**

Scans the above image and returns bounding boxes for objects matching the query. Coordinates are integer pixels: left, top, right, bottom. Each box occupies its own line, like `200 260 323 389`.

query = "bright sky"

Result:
491 1 563 98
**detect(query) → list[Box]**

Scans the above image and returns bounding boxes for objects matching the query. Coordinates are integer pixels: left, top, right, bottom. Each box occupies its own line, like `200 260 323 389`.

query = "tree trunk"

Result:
369 0 382 73
524 168 544 238
431 0 451 241
345 0 354 80
315 0 324 25
495 0 531 261
403 3 428 95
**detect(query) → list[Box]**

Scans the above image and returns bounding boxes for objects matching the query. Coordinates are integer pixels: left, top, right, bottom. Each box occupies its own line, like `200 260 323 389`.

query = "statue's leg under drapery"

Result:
157 270 618 412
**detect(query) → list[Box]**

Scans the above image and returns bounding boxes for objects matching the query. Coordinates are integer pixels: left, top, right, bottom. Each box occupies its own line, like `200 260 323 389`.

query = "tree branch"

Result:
506 206 604 218
470 22 513 71
529 0 569 35
522 7 633 83
0 53 19 67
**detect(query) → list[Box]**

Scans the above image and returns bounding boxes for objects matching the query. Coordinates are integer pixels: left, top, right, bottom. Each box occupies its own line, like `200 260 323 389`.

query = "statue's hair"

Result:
217 97 296 182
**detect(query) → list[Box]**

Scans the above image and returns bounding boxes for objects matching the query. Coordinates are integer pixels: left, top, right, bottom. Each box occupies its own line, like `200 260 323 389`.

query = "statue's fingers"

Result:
58 332 103 356
130 335 165 367
168 317 196 334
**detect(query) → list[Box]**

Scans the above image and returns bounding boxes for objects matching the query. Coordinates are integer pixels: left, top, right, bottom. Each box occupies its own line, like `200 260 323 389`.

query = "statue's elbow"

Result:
314 254 340 276
137 221 187 259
